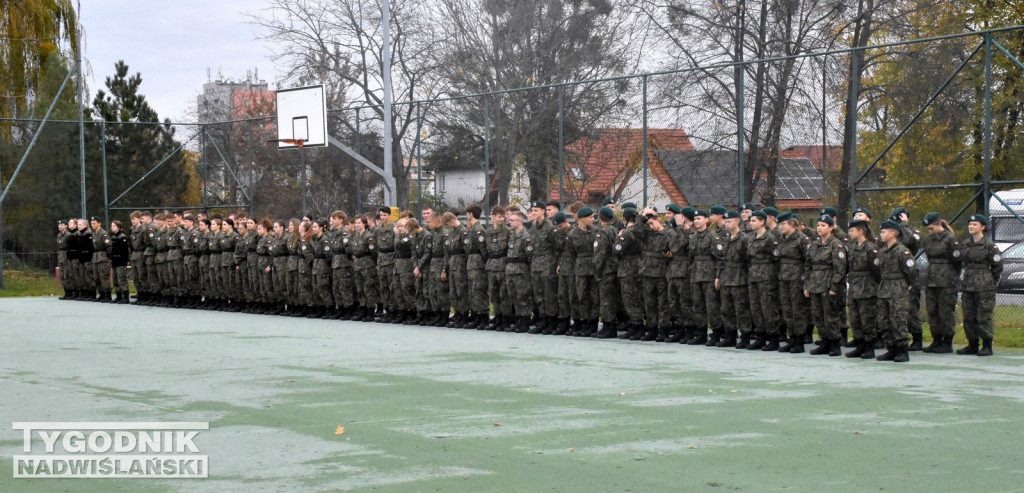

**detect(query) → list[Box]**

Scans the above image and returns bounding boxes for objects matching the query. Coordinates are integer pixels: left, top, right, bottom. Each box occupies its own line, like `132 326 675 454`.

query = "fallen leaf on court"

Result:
853 431 862 435
569 448 575 452
619 392 626 396
730 390 738 393
544 363 550 367
688 446 697 449
335 426 345 435
708 389 714 393
493 423 501 427
526 388 531 392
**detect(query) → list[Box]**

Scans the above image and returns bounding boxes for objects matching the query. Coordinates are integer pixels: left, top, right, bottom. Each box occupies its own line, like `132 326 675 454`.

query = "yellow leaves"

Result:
335 426 345 435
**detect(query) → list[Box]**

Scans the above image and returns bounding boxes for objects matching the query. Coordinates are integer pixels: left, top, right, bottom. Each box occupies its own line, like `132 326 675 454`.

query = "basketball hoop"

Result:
267 138 307 149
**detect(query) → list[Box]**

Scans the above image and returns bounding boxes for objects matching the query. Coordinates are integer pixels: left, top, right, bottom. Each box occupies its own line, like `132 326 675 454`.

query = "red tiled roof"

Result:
551 128 695 203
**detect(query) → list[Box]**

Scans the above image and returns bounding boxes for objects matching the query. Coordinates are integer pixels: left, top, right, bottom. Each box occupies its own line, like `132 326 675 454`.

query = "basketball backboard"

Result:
275 85 327 149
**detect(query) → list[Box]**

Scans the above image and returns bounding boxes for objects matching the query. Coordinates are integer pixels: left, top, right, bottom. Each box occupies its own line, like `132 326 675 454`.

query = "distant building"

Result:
197 69 271 124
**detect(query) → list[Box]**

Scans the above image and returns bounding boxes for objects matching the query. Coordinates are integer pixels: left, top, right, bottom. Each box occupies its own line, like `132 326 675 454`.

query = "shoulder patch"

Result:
837 251 845 259
994 254 1002 262
906 259 915 268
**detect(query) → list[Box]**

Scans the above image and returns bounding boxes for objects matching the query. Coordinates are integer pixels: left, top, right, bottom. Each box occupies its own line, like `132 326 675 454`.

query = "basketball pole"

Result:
381 0 394 207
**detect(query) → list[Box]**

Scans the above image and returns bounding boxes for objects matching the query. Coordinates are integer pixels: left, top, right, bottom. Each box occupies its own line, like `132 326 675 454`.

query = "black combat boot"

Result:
845 339 866 358
977 338 994 356
777 336 793 352
516 316 531 333
809 339 832 355
746 333 765 350
876 345 898 361
687 328 708 345
893 345 910 362
957 339 979 355
595 322 616 339
656 326 670 343
484 314 499 330
804 327 815 344
641 326 658 341
841 328 853 347
554 318 570 335
860 340 875 359
706 330 721 347
666 325 684 343
762 334 779 352
617 323 632 339
933 335 953 354
788 339 805 353
908 333 923 351
716 330 736 348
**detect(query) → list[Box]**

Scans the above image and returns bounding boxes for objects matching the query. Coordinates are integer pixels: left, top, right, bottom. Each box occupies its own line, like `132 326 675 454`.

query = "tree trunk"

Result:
838 0 873 225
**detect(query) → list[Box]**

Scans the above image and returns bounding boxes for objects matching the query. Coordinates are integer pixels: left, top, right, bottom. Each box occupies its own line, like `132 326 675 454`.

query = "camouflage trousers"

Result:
377 264 395 310
332 266 356 309
961 290 995 341
394 260 417 312
506 271 534 317
666 276 692 328
691 280 723 333
312 262 333 307
878 294 911 348
925 286 958 338
92 260 111 294
531 261 558 318
720 284 752 334
848 296 878 341
184 258 200 296
415 271 430 312
778 279 806 337
907 286 923 336
355 266 378 309
748 279 781 335
597 275 620 324
112 265 129 293
575 274 597 322
641 276 668 328
557 273 577 320
809 291 844 341
297 262 313 306
468 267 489 315
488 270 511 317
448 256 468 313
619 275 645 325
427 263 448 312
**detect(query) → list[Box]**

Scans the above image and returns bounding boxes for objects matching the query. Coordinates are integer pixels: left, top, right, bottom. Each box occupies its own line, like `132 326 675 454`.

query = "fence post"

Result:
247 120 255 216
737 63 745 206
415 102 423 214
846 47 862 214
355 109 362 214
642 75 649 208
558 87 564 208
484 96 490 212
0 200 4 289
201 125 208 211
102 122 109 226
983 31 993 217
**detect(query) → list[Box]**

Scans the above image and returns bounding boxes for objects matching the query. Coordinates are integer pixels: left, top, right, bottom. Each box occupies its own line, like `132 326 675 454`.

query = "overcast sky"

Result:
79 0 281 123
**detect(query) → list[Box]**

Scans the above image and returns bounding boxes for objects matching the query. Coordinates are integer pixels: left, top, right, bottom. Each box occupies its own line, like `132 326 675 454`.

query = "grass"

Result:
2 268 1024 347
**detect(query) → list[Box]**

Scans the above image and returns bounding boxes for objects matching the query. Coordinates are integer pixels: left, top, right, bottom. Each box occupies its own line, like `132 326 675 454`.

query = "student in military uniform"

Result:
444 212 470 328
615 208 646 340
634 208 672 341
920 212 961 353
746 210 782 351
464 204 490 329
875 220 918 362
89 217 112 302
819 207 851 345
109 220 131 304
593 207 621 338
716 210 752 348
57 219 70 299
295 220 314 316
958 215 1002 356
220 218 241 311
525 201 558 332
804 215 847 356
78 218 95 300
182 214 202 308
740 203 757 232
328 212 356 319
775 213 810 353
196 218 211 306
165 214 185 306
351 216 379 321
285 219 302 315
709 205 728 238
664 205 694 343
206 218 223 308
551 211 574 335
309 219 333 318
890 207 924 350
569 207 598 337
426 212 451 326
127 212 144 302
844 219 880 359
687 209 723 345
268 221 289 314
65 219 81 299
485 206 512 331
505 209 534 333
374 207 397 322
410 211 433 325
245 217 261 309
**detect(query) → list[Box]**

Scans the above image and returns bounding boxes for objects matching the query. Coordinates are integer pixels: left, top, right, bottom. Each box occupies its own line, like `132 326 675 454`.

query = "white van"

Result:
988 189 1024 251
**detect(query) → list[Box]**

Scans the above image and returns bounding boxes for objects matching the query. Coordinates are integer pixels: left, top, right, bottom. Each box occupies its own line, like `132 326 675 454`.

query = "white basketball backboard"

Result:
275 85 327 149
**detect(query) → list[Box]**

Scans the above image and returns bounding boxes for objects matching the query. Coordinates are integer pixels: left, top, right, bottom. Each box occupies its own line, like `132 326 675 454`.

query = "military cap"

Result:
602 197 616 206
853 207 873 219
666 204 683 214
880 220 902 232
741 202 758 211
599 207 615 220
762 207 779 217
58 219 68 226
921 212 941 226
681 206 696 220
821 207 838 217
89 216 102 223
621 201 638 210
552 212 567 224
817 215 835 227
622 208 639 222
889 207 908 221
577 207 594 218
848 219 870 231
530 201 547 210
710 205 727 215
750 210 767 220
777 212 795 222
723 210 741 220
967 214 988 226
693 209 709 218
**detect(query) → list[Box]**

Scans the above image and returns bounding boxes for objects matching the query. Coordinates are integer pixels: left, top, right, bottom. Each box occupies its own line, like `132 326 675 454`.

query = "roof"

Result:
551 128 694 203
780 146 842 172
654 150 834 208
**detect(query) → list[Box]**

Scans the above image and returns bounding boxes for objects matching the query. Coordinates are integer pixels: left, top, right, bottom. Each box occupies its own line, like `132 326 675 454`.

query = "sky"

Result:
79 0 281 123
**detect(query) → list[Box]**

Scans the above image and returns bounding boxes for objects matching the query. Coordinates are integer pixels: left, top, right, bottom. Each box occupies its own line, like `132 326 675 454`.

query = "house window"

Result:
571 167 585 180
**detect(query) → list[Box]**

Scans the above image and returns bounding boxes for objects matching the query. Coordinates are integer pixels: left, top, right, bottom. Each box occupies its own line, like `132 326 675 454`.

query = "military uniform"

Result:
330 228 356 315
351 229 379 318
311 232 333 316
414 226 434 322
220 229 239 306
207 229 222 304
777 229 809 351
198 228 210 304
184 226 202 304
79 227 94 298
256 233 274 308
899 221 923 344
234 231 250 306
109 229 130 303
635 219 672 341
594 223 621 336
245 230 260 304
804 235 846 353
465 221 490 327
394 229 417 321
568 223 598 336
91 227 111 300
270 233 289 310
688 227 723 344
485 222 511 329
286 234 300 310
445 223 469 326
66 226 81 296
57 228 70 296
529 218 558 325
427 225 449 325
553 226 577 334
615 224 645 338
876 240 918 360
746 230 781 349
375 222 397 318
297 234 315 312
846 240 880 351
664 223 693 342
166 224 185 301
129 224 145 300
959 234 1002 349
922 229 961 351
505 227 533 332
717 230 751 347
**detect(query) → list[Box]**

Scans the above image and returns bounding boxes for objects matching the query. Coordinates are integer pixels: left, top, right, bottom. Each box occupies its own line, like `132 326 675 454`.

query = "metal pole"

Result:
355 109 362 214
642 75 649 208
300 147 307 217
102 122 109 226
415 103 423 213
381 0 394 206
983 32 993 217
557 88 564 208
847 46 862 211
484 96 490 212
737 63 745 206
247 120 255 216
77 8 86 219
202 126 208 210
0 201 4 289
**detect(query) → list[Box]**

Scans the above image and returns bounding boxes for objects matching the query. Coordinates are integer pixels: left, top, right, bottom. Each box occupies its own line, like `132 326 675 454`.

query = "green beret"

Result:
666 204 682 214
777 212 793 222
622 208 638 222
693 209 709 218
89 216 102 223
742 203 758 211
853 207 873 219
921 212 941 226
621 201 638 210
880 220 902 232
552 212 567 224
58 219 68 225
817 215 835 227
681 206 696 220
751 210 767 220
723 210 741 219
531 201 547 210
602 197 616 206
821 207 838 217
762 207 778 217
577 207 594 218
967 214 988 226
848 219 870 231
599 207 615 220
710 205 727 215
889 207 908 221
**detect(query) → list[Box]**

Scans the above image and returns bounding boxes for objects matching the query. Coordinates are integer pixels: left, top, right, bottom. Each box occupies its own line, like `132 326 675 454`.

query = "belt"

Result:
725 262 744 268
780 259 802 264
929 259 950 264
258 254 271 258
694 255 713 261
274 253 288 258
642 252 664 258
378 248 395 254
751 259 773 265
507 258 527 264
882 274 904 280
965 264 988 270
355 252 373 259
449 250 466 255
397 253 413 259
488 252 506 258
576 254 593 258
812 266 832 271
849 271 872 278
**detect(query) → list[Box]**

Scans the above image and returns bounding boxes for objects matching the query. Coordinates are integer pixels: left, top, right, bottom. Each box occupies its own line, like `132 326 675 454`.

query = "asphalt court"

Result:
1 297 1023 492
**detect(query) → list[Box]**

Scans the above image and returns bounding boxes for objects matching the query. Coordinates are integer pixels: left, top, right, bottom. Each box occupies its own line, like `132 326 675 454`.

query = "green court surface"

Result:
1 297 1023 492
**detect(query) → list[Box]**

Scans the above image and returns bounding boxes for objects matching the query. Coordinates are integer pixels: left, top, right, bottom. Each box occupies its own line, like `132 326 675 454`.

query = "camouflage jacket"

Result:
746 230 779 283
716 229 749 286
877 241 918 299
960 235 1002 293
633 220 671 278
484 223 510 272
528 219 557 272
375 223 396 267
166 226 184 261
593 223 619 277
688 227 722 283
615 224 642 279
568 224 597 277
91 228 111 263
776 230 808 282
465 221 488 271
922 229 961 288
803 235 846 294
505 227 531 275
350 230 376 272
846 239 880 299
665 226 691 279
555 226 574 277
